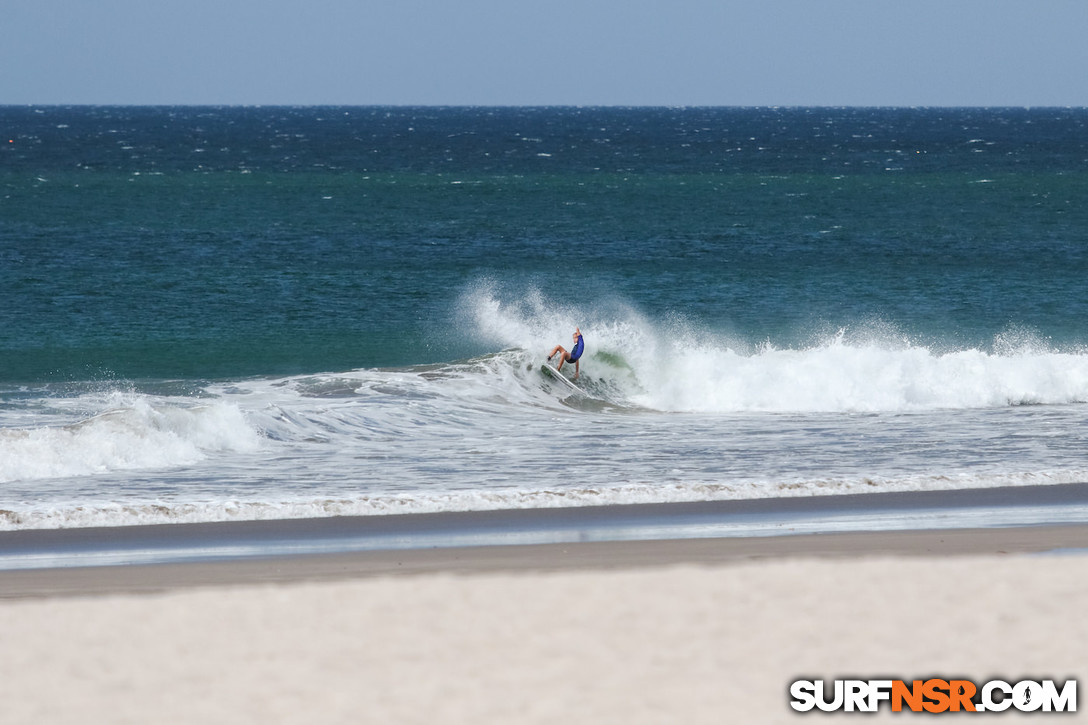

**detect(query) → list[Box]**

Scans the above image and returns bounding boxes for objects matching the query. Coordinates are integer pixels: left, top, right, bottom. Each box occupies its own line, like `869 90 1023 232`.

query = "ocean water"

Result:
2 106 1088 530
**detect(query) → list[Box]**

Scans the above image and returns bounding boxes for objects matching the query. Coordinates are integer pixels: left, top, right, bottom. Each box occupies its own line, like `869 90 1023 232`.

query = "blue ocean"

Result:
3 106 1088 530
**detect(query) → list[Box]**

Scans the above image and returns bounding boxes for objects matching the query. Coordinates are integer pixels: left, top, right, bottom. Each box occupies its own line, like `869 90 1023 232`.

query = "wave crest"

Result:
463 285 1088 413
0 396 261 483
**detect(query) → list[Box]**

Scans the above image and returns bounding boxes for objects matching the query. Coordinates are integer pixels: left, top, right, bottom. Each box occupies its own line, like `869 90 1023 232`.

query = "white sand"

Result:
2 555 1085 724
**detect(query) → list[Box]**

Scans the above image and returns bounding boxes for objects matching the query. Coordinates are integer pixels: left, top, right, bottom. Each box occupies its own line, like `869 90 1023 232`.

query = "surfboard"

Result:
540 363 582 393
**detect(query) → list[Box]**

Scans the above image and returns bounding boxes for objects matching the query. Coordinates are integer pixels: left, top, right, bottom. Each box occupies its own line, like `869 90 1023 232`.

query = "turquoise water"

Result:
2 107 1088 529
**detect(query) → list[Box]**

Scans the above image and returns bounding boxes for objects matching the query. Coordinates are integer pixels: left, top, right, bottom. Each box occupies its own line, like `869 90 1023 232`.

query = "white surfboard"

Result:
540 363 582 394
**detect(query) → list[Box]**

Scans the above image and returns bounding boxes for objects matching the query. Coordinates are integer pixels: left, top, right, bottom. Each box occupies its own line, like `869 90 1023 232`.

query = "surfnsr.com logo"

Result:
789 678 1077 713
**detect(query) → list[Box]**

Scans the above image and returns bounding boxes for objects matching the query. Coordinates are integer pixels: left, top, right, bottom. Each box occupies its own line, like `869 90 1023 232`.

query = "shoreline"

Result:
2 523 1087 599
3 482 1088 597
3 480 1088 558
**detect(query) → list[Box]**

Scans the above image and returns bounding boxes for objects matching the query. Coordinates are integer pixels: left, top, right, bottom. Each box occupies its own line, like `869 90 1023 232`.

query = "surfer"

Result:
548 327 584 379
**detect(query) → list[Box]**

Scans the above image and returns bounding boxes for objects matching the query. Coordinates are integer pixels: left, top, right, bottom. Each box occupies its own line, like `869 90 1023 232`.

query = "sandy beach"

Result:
1 488 1085 723
2 509 1087 723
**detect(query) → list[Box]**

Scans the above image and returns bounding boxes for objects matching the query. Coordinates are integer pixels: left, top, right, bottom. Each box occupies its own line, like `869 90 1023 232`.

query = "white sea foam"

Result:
0 396 261 484
463 284 1088 414
635 334 1088 413
3 468 1087 531
3 288 1088 531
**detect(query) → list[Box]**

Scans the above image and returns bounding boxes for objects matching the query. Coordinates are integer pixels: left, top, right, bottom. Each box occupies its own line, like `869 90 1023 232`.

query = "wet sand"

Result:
2 522 1088 598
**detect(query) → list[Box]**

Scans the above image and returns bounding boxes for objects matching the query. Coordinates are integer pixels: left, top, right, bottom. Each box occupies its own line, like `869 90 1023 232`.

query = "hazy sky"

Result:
3 0 1086 106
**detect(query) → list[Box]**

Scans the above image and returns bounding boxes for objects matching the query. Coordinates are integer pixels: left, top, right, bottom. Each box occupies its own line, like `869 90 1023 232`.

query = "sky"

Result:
2 0 1087 107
